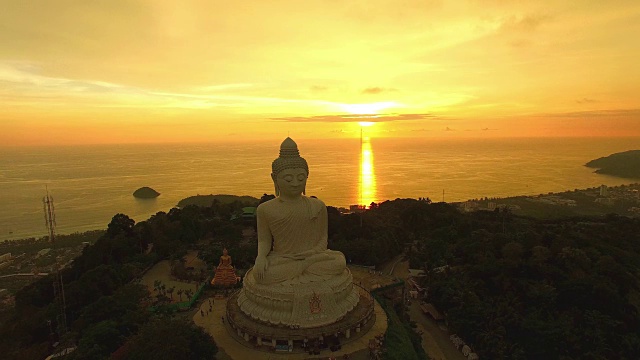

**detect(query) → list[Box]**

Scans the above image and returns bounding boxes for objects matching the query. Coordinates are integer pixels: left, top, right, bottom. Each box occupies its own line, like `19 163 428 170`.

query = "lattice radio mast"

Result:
360 127 363 207
43 191 68 337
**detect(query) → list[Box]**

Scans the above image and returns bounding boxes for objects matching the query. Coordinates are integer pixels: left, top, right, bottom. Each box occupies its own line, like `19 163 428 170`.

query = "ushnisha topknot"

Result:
271 137 309 176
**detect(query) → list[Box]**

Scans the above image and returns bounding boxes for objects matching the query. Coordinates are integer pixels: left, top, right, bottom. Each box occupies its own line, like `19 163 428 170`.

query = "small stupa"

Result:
211 248 238 287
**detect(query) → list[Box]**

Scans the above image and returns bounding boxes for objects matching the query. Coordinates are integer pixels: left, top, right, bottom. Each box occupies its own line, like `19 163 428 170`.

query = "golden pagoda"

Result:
211 248 238 287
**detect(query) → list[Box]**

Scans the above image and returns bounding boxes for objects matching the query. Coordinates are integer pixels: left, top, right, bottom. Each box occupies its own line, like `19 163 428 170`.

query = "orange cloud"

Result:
362 87 396 94
271 113 439 123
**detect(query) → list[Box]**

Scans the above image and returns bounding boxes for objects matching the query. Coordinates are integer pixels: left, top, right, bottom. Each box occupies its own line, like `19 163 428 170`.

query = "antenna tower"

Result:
360 127 363 207
43 191 68 338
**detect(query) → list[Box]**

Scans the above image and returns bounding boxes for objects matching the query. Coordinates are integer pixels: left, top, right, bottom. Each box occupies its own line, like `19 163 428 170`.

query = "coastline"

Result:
3 137 639 242
4 181 639 243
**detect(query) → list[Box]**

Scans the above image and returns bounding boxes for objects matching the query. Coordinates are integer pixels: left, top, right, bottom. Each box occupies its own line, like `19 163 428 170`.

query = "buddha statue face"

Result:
271 138 309 197
273 167 308 198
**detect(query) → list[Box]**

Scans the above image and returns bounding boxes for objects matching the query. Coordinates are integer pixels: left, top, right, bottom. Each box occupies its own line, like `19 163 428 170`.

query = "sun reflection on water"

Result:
359 136 377 207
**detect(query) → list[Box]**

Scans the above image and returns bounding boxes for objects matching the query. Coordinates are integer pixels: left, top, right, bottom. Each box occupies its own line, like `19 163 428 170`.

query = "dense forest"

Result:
328 198 639 359
402 202 640 359
0 202 242 360
0 195 638 359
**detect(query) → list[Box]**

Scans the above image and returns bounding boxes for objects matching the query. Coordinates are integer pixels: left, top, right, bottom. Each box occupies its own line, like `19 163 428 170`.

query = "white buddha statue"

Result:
237 137 359 328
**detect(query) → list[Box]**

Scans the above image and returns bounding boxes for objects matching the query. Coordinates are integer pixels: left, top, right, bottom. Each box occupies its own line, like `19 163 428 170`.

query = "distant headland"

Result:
585 150 640 179
133 186 160 199
177 194 259 208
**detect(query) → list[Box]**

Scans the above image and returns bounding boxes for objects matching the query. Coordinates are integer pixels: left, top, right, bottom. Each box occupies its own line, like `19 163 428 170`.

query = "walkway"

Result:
387 255 404 276
140 254 205 304
380 254 403 276
140 260 201 298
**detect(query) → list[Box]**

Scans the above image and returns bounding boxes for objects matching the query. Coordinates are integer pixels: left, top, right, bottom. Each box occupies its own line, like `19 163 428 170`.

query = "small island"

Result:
585 150 640 179
133 186 160 199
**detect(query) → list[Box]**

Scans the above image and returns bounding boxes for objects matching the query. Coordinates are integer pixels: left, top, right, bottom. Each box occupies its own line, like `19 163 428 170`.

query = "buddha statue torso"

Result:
219 254 232 268
264 196 325 258
237 138 359 328
252 196 346 285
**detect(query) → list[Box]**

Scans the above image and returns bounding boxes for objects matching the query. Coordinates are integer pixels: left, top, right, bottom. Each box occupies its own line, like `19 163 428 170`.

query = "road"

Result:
0 273 49 278
384 257 466 360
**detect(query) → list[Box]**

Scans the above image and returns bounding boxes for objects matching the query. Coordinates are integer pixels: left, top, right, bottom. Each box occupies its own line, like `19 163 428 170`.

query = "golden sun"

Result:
339 101 397 115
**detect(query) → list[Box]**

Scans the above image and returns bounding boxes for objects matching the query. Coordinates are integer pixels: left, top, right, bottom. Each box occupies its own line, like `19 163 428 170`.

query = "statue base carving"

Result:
226 284 377 353
237 267 360 328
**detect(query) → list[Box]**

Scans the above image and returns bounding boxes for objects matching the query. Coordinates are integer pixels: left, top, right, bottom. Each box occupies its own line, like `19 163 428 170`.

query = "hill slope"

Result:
585 150 640 178
176 194 259 208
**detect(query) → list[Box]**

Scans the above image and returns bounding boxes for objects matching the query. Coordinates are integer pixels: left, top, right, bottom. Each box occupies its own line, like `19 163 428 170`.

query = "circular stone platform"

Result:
225 285 375 352
238 267 360 328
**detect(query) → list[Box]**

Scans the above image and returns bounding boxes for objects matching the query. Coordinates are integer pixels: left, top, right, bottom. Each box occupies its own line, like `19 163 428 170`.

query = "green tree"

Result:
70 320 123 360
118 319 217 360
107 214 135 238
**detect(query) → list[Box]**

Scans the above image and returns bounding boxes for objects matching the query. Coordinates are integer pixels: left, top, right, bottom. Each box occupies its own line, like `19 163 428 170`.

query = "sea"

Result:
1 136 638 242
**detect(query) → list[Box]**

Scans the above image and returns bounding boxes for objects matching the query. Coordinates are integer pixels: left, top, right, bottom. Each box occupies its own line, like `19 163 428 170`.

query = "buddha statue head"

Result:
271 137 309 198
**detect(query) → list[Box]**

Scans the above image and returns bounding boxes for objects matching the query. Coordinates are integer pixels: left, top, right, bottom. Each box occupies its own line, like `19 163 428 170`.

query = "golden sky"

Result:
1 0 639 145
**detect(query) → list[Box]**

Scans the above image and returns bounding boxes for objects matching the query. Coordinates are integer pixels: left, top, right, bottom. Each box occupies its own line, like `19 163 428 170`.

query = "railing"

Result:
369 278 405 294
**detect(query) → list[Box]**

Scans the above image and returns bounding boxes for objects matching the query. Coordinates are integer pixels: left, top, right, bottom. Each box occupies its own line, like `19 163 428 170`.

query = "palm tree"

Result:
177 289 184 301
153 280 162 294
167 286 175 300
185 289 194 303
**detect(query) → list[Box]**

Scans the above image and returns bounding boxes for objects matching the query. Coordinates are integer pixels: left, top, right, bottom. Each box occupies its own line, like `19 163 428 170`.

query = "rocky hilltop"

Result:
585 150 640 178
